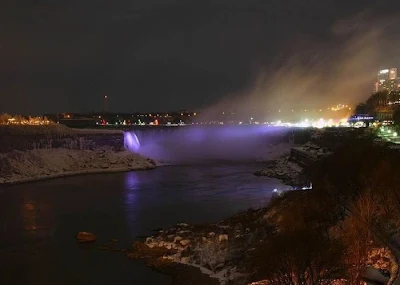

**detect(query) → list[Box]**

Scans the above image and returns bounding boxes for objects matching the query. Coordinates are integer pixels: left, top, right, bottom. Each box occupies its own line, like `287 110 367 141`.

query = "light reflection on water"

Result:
124 171 140 236
22 201 37 231
20 190 55 239
124 171 139 192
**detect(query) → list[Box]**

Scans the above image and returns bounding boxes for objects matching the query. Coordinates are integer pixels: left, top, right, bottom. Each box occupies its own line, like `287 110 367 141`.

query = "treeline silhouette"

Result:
355 90 400 124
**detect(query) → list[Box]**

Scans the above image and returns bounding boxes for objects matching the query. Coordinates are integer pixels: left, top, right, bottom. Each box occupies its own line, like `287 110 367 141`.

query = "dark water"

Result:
0 163 287 285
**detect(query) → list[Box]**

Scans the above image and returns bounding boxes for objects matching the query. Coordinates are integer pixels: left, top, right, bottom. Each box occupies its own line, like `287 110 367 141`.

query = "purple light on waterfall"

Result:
124 132 140 152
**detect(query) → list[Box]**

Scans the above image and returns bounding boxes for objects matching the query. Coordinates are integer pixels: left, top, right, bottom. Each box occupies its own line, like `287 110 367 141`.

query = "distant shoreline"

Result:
0 164 155 186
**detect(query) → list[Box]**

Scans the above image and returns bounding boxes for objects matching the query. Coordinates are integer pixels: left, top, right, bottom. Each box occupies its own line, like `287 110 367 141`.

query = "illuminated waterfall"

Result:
124 132 140 152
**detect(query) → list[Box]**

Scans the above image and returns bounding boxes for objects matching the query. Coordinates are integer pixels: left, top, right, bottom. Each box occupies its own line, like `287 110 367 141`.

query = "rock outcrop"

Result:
127 207 275 284
76 232 97 243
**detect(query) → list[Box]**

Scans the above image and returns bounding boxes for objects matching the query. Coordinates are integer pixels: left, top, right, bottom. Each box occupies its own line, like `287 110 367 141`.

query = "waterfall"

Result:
124 132 140 153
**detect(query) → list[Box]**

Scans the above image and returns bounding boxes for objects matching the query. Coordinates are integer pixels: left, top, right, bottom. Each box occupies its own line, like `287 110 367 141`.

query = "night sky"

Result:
0 0 399 114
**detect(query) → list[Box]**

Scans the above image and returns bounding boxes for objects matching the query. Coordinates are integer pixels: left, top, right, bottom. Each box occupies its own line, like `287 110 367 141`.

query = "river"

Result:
0 163 287 285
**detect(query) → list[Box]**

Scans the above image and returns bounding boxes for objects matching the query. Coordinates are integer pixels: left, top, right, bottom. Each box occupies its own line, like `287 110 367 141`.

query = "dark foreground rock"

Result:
127 242 220 285
254 156 306 187
76 232 97 243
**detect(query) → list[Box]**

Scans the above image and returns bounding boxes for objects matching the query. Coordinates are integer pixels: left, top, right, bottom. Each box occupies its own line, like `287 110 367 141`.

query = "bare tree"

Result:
248 230 344 285
338 215 370 285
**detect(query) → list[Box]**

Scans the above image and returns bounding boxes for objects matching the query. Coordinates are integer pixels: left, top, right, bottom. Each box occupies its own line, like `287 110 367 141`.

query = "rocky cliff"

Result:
0 124 125 153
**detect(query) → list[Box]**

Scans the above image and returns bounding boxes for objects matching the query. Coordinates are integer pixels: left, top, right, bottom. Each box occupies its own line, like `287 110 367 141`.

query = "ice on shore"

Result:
0 147 155 184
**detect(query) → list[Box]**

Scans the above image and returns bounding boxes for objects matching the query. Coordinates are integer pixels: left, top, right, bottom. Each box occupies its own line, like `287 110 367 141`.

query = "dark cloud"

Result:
0 0 399 114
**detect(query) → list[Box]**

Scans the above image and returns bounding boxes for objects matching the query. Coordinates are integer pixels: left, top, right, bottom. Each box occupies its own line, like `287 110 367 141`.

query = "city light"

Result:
330 104 351 112
268 117 350 128
0 114 51 125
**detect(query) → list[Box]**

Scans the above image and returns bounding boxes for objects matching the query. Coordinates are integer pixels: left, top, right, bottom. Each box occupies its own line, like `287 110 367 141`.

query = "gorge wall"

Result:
0 124 125 153
0 125 155 185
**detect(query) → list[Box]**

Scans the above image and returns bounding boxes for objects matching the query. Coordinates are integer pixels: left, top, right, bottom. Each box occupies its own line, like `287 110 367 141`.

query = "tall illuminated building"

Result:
377 68 400 92
378 68 390 81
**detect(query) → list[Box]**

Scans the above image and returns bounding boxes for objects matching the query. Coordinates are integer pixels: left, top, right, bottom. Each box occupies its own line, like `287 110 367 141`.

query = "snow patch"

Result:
0 147 155 184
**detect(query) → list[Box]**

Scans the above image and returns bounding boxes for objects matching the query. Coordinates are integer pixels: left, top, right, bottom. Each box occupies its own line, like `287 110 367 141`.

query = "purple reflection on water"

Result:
124 171 139 235
125 171 139 191
124 132 140 152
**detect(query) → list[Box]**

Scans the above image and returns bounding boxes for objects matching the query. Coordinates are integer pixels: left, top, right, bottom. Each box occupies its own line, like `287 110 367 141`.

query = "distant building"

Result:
390 68 397 80
377 68 400 92
348 114 375 127
380 79 400 91
378 69 390 81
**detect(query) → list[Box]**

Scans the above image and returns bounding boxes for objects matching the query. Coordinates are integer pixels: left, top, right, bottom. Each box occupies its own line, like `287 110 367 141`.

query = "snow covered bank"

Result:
0 124 125 153
254 155 304 186
0 147 155 185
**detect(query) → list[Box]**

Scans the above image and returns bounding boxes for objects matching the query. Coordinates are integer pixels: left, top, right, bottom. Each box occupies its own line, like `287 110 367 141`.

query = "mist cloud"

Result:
199 11 400 121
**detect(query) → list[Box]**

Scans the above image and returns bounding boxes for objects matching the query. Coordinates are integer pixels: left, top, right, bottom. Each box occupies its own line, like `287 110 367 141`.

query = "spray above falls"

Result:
124 126 291 164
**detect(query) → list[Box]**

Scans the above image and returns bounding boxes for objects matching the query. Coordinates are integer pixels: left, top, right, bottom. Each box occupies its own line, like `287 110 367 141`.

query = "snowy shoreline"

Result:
0 148 156 185
254 155 305 187
127 209 264 285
